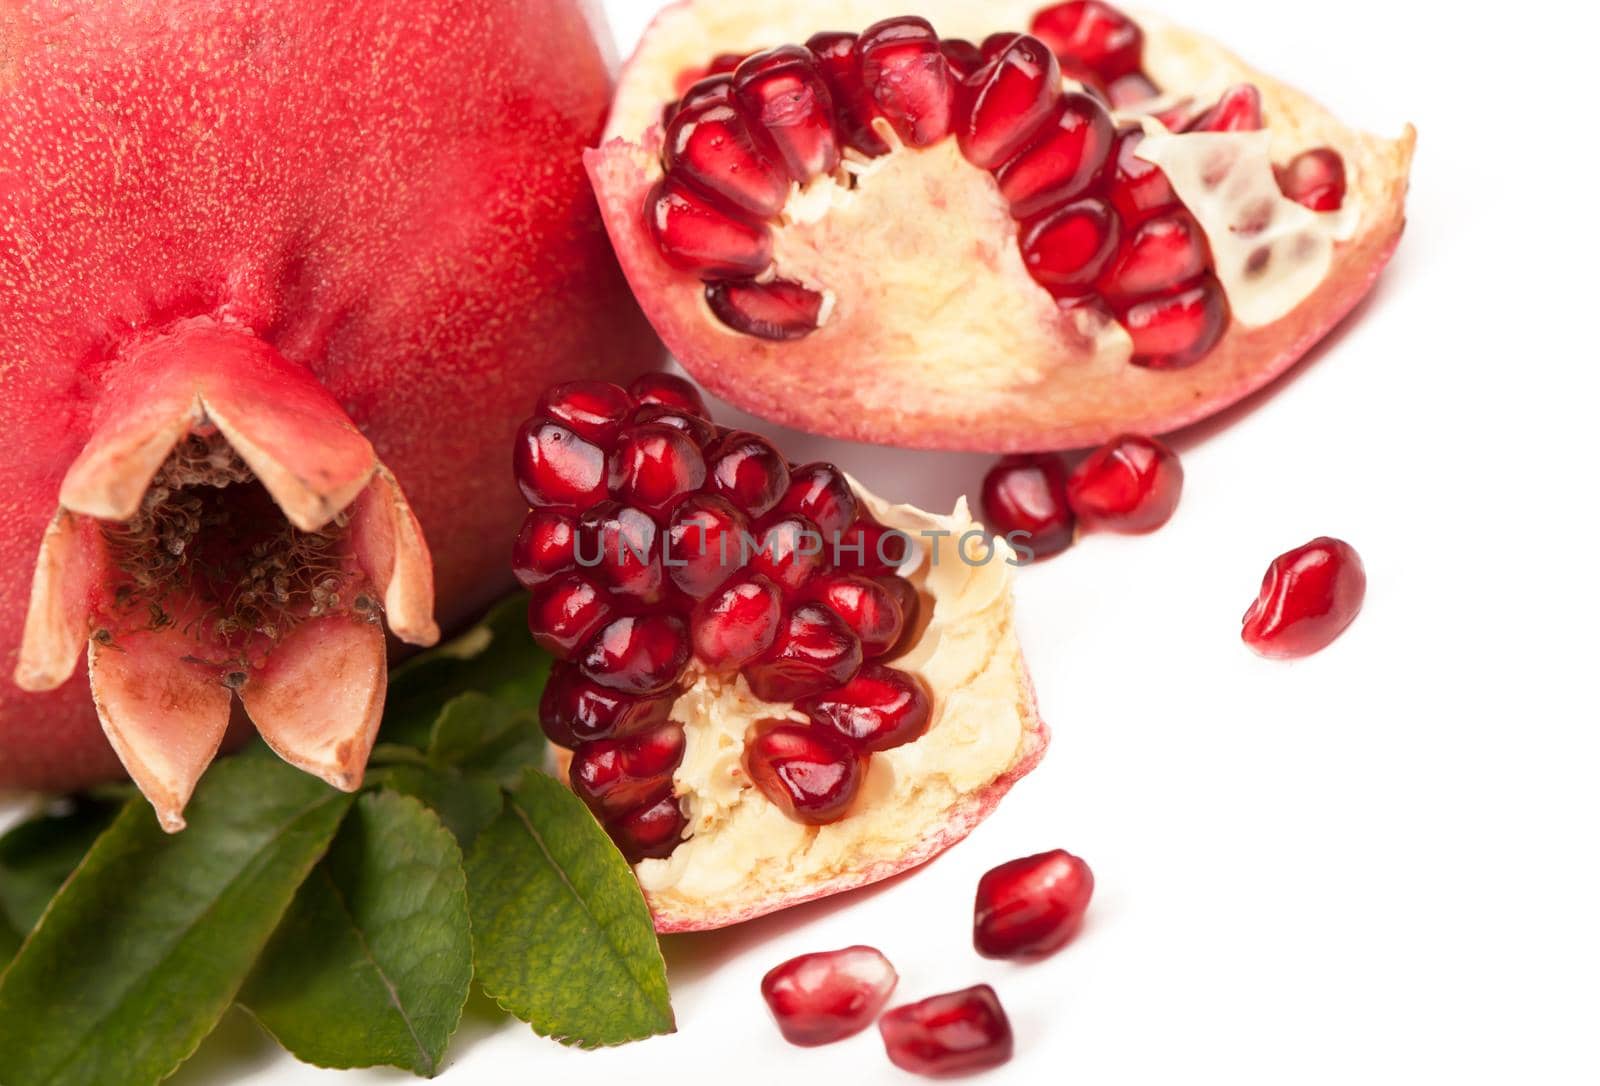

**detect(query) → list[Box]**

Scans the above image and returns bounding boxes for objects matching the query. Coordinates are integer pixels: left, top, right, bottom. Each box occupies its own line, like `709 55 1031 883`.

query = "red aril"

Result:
761 946 899 1046
514 422 610 510
707 431 791 518
1118 277 1229 370
879 985 1014 1076
940 39 985 77
806 31 892 157
858 17 958 148
1020 198 1120 296
799 664 932 752
512 510 578 590
645 176 773 278
664 99 792 219
538 381 638 447
609 423 708 517
608 792 689 863
748 514 830 595
632 403 718 448
1107 126 1179 225
835 517 911 576
1185 83 1264 132
666 494 750 598
956 35 1064 170
631 372 711 419
1277 147 1348 211
578 502 665 602
778 463 860 540
569 724 687 818
743 604 864 702
540 664 676 748
974 848 1095 959
733 47 842 182
528 573 615 659
1065 434 1183 532
809 574 905 658
1241 537 1366 658
1100 212 1212 301
1031 0 1146 84
743 722 864 824
691 574 784 670
705 279 827 342
580 613 691 695
980 454 1075 559
993 92 1115 218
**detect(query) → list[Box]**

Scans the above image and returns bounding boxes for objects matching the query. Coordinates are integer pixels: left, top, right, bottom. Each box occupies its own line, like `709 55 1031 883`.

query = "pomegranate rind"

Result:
588 0 1413 451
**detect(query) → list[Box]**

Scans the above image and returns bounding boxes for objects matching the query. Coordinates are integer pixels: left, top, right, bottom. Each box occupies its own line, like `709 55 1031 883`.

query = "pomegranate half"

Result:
586 0 1414 451
0 0 659 828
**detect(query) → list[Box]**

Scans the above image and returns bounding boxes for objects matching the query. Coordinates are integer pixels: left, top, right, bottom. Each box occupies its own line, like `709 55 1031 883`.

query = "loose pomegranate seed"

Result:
645 175 772 278
980 453 1075 559
513 420 608 509
807 32 891 157
733 46 841 182
691 573 783 671
1107 70 1159 107
580 613 691 695
761 946 899 1046
744 603 863 702
539 663 675 748
705 278 825 341
707 430 791 518
810 573 905 658
993 92 1115 218
609 423 708 517
1065 434 1183 532
1185 83 1263 132
664 98 792 219
666 493 749 598
799 664 931 753
569 724 686 818
527 572 614 658
630 403 717 448
974 849 1094 960
512 509 576 590
577 501 664 602
834 516 910 575
1099 210 1211 300
536 381 635 447
1031 0 1145 83
939 39 984 78
608 792 687 863
1019 197 1120 296
1241 537 1365 658
1107 127 1179 225
956 34 1063 171
1119 276 1229 370
747 513 828 595
630 372 709 420
878 985 1014 1076
777 462 859 540
743 721 863 824
858 17 957 148
1276 147 1347 211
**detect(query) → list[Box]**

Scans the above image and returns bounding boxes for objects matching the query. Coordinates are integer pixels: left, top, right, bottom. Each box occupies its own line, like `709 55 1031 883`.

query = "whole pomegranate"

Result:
0 0 659 827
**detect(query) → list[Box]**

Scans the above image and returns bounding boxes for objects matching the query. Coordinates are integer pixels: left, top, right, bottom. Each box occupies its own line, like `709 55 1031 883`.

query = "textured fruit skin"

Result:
0 0 659 791
1241 537 1366 658
973 848 1094 959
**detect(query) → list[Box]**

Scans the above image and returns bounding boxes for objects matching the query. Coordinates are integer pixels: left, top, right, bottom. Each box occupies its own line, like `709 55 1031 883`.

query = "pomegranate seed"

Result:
980 32 1018 60
691 573 783 671
570 724 686 818
1107 70 1159 107
576 501 664 603
1185 83 1263 132
761 946 898 1046
673 73 735 118
1065 434 1183 532
799 663 931 752
873 574 922 658
609 423 708 517
1119 277 1229 370
747 513 828 595
511 509 576 590
645 175 772 278
580 613 691 695
1241 537 1366 658
974 849 1094 960
743 721 863 824
608 792 687 862
807 31 891 157
666 493 749 598
810 573 904 658
1276 147 1347 211
630 373 709 420
706 52 745 76
957 34 1062 171
664 98 792 219
539 663 675 748
536 380 635 447
1031 0 1145 83
939 39 984 78
705 278 825 341
707 430 791 518
1100 210 1211 300
777 463 859 540
527 572 614 659
993 92 1115 218
1019 198 1120 296
858 17 957 148
878 985 1014 1076
1107 127 1179 224
980 454 1075 559
630 403 717 447
733 46 841 182
513 420 608 509
833 516 910 576
743 603 863 702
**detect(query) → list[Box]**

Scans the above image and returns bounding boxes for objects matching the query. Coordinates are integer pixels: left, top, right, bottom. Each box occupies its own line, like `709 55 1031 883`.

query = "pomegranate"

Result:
760 945 899 1046
586 0 1413 451
1241 537 1366 658
0 0 659 828
980 454 1076 559
973 848 1094 959
1065 433 1183 532
878 984 1015 1076
520 376 1046 931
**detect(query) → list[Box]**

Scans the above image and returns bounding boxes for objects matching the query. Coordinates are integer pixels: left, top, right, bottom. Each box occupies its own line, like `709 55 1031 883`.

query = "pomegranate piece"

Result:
608 422 708 517
980 454 1075 559
806 31 892 157
1241 537 1366 658
580 613 691 695
691 573 784 671
705 278 826 341
1020 198 1120 297
537 381 636 447
540 664 675 748
707 431 792 518
733 47 842 182
810 574 905 658
799 664 932 753
1185 83 1264 132
993 92 1115 218
570 724 686 818
1065 434 1184 533
878 985 1014 1076
512 509 577 590
858 17 958 149
957 35 1063 171
743 722 863 824
1100 211 1211 301
527 573 614 658
608 792 688 863
1031 0 1146 84
631 372 711 420
761 946 899 1046
743 603 864 702
973 849 1094 960
1276 147 1348 211
939 39 985 78
1118 277 1230 370
664 98 792 219
577 502 665 602
748 514 830 595
666 493 750 598
778 463 860 540
514 421 608 509
645 175 773 278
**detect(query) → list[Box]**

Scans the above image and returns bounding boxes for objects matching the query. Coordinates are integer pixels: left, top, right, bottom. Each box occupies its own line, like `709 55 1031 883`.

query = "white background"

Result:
9 1 1600 1083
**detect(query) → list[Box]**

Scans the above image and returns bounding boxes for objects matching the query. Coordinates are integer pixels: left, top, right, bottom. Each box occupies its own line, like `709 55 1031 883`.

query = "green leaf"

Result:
0 917 19 965
466 772 674 1048
0 795 119 934
240 792 472 1076
427 691 544 787
369 764 504 852
0 749 352 1086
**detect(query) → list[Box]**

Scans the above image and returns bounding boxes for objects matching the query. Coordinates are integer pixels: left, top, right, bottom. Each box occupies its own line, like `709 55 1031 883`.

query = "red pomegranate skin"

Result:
0 0 660 791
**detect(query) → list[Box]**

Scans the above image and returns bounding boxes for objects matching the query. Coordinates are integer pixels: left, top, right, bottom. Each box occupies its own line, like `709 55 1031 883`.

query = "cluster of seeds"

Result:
513 373 934 861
